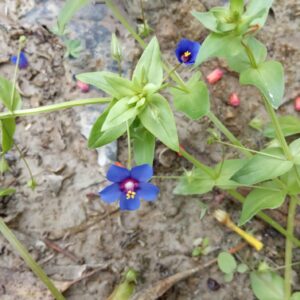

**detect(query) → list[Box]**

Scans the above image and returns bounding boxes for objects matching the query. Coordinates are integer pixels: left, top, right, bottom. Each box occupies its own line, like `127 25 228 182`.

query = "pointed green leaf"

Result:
0 76 22 112
230 0 244 14
88 103 127 149
245 0 273 28
240 61 284 109
102 96 138 131
280 166 300 196
195 33 242 66
0 187 16 197
232 148 293 185
1 119 16 153
289 138 300 165
132 125 155 165
170 72 210 120
239 184 286 225
290 293 300 300
264 116 300 138
250 270 284 300
76 72 136 99
139 94 179 151
192 11 220 33
57 0 89 35
133 37 163 86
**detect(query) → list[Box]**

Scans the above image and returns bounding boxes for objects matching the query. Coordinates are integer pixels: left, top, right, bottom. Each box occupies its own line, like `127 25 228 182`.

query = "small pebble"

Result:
228 92 240 107
76 80 90 93
207 278 221 291
294 96 300 112
206 68 224 84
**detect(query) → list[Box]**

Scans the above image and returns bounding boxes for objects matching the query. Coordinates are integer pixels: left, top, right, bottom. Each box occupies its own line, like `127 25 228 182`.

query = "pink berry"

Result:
294 97 300 112
76 80 90 93
206 68 224 84
228 93 240 107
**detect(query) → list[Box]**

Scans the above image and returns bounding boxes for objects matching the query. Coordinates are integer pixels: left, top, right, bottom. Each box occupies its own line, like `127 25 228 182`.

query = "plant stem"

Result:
207 111 252 158
126 121 132 169
179 148 216 178
228 190 300 248
263 96 292 160
0 218 65 300
284 196 297 300
0 98 111 120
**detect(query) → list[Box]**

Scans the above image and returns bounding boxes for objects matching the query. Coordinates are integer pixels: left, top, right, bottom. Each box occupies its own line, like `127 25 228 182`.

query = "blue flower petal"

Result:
119 194 141 211
107 165 130 182
175 39 201 65
11 51 28 69
137 182 159 201
99 183 121 203
131 164 153 182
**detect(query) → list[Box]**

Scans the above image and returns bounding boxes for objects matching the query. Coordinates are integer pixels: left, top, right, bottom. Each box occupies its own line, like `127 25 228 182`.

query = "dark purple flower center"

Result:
119 178 139 199
181 51 191 63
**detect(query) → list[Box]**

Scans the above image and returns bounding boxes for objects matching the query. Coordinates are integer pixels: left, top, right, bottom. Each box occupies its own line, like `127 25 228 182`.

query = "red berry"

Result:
294 97 300 112
76 80 90 93
228 93 240 107
206 68 224 84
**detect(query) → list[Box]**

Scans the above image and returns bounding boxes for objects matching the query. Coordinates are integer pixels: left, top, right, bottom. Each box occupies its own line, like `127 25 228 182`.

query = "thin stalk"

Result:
217 140 287 161
0 98 111 120
207 111 252 158
228 190 300 248
153 175 182 179
263 97 292 160
0 218 65 300
284 196 297 300
179 148 216 178
126 121 132 169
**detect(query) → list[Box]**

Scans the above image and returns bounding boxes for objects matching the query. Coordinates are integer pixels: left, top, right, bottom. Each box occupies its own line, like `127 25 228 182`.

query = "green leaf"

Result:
133 37 163 86
237 263 249 274
139 94 179 151
240 61 284 109
64 39 83 58
169 72 210 120
290 138 300 165
280 166 300 196
224 272 234 282
0 76 22 112
290 293 300 300
226 37 267 73
102 96 138 131
191 11 221 33
230 0 244 14
264 116 300 138
76 72 136 99
195 33 242 66
250 270 284 300
232 148 293 185
57 0 89 35
88 103 127 148
244 0 273 28
239 184 286 225
174 170 214 195
0 187 15 197
1 119 16 153
132 125 155 165
217 252 237 274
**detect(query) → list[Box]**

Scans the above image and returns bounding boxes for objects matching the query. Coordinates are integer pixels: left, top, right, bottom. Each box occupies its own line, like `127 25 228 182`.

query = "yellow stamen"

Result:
126 191 136 199
214 209 263 251
183 51 191 57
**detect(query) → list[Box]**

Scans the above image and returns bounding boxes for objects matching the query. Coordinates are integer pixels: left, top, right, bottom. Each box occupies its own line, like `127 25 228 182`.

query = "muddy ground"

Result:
0 0 300 299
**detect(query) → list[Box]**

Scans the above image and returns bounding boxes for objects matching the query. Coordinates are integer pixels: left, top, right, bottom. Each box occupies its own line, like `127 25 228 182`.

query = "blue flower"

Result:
10 51 28 69
99 164 159 211
175 39 201 65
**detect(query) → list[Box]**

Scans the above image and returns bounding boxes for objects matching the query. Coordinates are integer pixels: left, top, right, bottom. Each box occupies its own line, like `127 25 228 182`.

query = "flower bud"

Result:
111 33 122 62
76 80 89 93
294 96 300 112
206 68 224 84
228 92 240 107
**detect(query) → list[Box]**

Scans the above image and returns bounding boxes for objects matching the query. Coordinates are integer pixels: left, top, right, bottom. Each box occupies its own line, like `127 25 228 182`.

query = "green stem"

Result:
228 190 300 248
126 121 132 169
284 196 297 300
153 175 182 179
263 97 292 160
0 218 65 300
0 98 111 120
179 148 216 178
207 111 252 158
